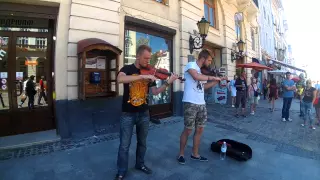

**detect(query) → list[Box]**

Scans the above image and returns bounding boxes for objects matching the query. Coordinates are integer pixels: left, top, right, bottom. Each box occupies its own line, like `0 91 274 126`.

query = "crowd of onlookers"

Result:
228 71 320 129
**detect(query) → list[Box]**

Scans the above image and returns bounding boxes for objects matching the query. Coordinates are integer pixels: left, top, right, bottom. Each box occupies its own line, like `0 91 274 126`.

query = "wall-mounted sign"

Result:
0 72 7 79
1 84 7 90
25 60 38 66
16 72 23 80
0 16 49 28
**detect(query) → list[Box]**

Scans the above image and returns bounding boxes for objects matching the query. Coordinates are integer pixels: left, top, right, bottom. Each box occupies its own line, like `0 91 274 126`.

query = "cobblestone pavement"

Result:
0 99 319 180
207 98 320 155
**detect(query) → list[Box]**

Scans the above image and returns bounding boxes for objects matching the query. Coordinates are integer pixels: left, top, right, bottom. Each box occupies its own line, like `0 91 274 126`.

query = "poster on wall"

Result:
85 57 97 68
16 72 23 80
0 72 7 79
214 87 228 104
96 56 106 69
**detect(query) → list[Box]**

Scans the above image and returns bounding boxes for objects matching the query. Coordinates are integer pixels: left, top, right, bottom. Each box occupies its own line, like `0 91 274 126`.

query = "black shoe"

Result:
114 174 125 180
135 165 152 174
242 114 247 118
177 155 186 165
150 118 161 124
190 155 208 162
235 114 240 118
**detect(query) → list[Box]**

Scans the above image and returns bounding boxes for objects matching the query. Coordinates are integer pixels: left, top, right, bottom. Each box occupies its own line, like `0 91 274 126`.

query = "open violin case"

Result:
211 139 252 161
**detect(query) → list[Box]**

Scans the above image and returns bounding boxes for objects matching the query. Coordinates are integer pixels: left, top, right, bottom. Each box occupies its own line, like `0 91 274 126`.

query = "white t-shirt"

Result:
182 62 207 105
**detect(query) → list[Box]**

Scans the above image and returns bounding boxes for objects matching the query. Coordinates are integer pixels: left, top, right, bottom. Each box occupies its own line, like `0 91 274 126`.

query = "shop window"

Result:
204 0 217 28
124 29 172 105
154 0 169 5
235 22 241 41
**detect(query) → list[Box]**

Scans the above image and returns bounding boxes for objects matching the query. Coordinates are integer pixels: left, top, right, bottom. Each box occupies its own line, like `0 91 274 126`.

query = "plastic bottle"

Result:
220 141 227 160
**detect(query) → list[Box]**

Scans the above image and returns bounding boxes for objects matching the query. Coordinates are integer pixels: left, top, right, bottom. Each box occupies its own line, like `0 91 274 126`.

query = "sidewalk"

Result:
0 99 319 180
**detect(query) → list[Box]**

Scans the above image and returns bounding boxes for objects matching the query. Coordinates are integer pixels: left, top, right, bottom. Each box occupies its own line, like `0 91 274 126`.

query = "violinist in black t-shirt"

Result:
115 45 179 180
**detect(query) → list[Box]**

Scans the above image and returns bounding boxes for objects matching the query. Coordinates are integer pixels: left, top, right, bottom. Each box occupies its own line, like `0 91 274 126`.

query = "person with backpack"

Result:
25 75 37 110
248 77 260 115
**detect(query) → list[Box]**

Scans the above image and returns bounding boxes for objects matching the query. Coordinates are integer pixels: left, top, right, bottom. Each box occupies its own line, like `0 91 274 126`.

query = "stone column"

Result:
54 0 72 138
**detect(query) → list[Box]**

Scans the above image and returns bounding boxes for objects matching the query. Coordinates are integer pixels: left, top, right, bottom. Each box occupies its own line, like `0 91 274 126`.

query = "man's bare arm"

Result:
187 69 221 81
117 72 156 84
204 81 219 90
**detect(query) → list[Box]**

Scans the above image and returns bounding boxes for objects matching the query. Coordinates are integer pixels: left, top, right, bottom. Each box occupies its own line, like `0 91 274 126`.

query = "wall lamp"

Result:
231 39 247 62
189 17 210 54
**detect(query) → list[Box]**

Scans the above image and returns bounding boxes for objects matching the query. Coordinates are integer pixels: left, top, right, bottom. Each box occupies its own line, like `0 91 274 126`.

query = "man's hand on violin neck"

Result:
168 73 179 84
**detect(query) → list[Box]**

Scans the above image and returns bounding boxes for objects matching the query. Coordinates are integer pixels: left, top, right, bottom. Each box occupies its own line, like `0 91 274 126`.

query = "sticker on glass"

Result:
0 72 7 78
1 84 7 90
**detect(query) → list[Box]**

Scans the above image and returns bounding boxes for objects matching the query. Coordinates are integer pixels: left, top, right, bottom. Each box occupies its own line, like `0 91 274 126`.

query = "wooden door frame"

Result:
0 31 14 111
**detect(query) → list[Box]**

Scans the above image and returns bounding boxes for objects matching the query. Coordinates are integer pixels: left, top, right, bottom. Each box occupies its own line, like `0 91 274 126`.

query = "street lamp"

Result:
189 17 210 54
237 39 245 52
231 39 246 62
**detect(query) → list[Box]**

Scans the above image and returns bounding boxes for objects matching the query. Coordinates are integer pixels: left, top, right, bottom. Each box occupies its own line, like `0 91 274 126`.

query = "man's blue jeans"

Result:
117 111 150 175
282 97 293 120
302 101 313 125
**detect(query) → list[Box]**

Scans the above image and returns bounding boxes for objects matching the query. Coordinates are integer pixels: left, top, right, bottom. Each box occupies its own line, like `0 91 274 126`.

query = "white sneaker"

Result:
232 105 235 107
288 118 293 122
250 111 254 115
282 118 286 122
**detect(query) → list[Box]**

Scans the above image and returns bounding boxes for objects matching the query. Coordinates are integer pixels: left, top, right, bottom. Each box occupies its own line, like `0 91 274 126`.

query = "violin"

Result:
140 64 185 82
201 67 230 82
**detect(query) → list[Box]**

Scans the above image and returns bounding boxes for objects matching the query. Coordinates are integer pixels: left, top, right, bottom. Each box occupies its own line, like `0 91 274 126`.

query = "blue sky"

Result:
282 0 320 80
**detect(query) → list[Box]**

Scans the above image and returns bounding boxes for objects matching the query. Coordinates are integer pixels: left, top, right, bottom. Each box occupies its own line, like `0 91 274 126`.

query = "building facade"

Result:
258 0 275 62
0 0 260 143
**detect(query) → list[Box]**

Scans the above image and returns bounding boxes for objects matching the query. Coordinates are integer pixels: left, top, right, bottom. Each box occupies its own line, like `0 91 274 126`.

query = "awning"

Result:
271 59 306 73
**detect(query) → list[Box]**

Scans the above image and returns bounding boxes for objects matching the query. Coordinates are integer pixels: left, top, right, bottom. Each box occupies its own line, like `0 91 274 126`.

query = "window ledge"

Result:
208 27 220 36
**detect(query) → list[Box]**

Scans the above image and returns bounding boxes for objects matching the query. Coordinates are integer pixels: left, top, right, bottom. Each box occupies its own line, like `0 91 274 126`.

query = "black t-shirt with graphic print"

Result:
235 78 247 92
303 87 316 103
119 64 156 113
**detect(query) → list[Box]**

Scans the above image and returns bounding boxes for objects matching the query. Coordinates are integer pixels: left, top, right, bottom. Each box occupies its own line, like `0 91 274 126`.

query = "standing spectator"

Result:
300 79 317 129
248 77 260 115
229 75 237 107
281 72 296 122
263 79 268 100
268 78 278 112
314 81 320 126
234 71 248 118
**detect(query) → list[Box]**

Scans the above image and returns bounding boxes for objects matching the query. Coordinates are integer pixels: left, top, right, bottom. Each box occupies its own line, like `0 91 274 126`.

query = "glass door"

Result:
13 32 50 110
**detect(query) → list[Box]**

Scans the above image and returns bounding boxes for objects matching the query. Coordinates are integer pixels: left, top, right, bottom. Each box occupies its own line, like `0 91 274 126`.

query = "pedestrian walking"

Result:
25 75 36 110
268 78 278 112
229 75 237 107
300 79 317 129
177 49 226 165
263 78 268 100
114 45 179 180
234 71 248 117
281 72 296 122
248 77 260 115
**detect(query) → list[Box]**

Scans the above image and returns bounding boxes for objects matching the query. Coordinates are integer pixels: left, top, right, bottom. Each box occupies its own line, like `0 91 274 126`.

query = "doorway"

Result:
0 30 55 137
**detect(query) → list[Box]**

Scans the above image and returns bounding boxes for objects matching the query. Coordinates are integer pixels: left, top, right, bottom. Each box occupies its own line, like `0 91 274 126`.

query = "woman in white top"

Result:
229 75 237 107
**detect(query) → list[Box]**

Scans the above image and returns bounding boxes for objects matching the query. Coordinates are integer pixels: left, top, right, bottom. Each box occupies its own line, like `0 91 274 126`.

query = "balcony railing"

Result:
252 0 258 8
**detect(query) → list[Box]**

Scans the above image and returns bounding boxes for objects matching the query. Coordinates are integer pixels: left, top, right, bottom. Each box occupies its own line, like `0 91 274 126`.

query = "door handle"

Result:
14 80 23 97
